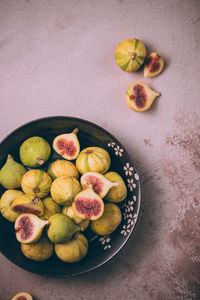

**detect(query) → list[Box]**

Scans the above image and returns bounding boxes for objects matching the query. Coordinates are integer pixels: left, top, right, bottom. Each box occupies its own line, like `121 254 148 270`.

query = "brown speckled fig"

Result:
126 81 160 112
15 213 48 244
53 128 80 160
144 52 164 78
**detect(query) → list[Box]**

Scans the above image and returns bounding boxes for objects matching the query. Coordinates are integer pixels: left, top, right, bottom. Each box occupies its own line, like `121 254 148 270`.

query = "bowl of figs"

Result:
0 116 141 277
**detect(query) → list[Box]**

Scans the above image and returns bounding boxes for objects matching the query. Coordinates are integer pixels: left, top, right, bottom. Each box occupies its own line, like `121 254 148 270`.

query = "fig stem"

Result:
73 128 79 135
37 158 45 165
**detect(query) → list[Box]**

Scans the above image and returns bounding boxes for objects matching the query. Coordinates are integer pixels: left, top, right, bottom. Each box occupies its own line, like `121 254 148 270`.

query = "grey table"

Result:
0 1 200 299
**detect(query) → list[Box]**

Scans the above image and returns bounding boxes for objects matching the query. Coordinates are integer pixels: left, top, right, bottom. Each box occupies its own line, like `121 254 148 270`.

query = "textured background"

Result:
0 0 200 299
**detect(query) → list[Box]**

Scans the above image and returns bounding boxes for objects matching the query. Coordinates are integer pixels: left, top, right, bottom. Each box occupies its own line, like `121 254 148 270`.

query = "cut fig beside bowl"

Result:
0 116 141 277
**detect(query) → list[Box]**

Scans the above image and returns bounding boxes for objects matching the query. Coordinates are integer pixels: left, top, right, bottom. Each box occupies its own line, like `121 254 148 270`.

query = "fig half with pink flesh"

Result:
15 213 48 244
144 52 164 78
53 128 80 160
11 291 33 300
11 193 44 216
72 187 104 221
80 172 119 198
126 81 160 112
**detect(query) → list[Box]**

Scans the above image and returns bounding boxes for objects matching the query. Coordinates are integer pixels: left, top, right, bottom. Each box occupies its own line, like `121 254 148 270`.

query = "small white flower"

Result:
107 142 115 148
127 178 136 191
133 195 136 202
114 145 124 157
123 162 134 176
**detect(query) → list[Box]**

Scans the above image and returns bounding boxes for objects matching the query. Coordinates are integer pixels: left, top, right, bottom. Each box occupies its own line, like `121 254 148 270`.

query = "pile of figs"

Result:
0 129 127 263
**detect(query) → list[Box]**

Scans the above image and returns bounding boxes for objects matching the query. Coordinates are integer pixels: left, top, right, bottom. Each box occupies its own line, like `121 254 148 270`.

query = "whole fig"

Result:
42 197 61 220
104 172 127 203
20 136 51 167
0 155 26 189
47 159 79 180
21 236 53 261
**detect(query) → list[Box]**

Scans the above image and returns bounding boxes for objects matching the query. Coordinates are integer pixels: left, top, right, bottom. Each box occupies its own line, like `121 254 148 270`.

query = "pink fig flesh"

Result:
56 139 77 157
83 176 104 195
146 55 160 73
130 84 147 109
12 204 41 215
15 297 27 300
74 197 103 219
15 216 34 241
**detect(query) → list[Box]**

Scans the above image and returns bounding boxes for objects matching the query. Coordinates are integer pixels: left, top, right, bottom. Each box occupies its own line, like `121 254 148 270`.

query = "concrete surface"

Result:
0 0 200 299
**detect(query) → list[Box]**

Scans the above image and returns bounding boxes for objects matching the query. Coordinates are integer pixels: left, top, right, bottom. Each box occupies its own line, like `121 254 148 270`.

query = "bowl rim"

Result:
0 116 141 277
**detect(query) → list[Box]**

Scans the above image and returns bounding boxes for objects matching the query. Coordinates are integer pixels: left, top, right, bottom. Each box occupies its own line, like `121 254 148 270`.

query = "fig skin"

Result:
80 172 119 198
126 81 160 112
47 213 80 244
0 154 26 189
11 193 44 217
21 236 53 261
90 203 122 235
72 187 104 221
11 291 33 300
42 197 61 220
76 147 111 175
0 190 23 222
144 52 164 78
55 232 88 263
21 169 52 198
62 206 90 231
53 128 80 160
115 38 146 72
15 213 48 244
20 136 51 168
50 176 81 206
104 172 127 203
47 159 79 180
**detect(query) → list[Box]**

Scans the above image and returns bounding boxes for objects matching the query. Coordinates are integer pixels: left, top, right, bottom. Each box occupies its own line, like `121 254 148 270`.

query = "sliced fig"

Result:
76 147 111 174
144 52 164 78
80 172 119 198
53 128 80 160
0 190 24 222
72 187 104 221
11 291 33 300
21 169 52 198
126 81 160 112
15 213 48 244
11 194 44 216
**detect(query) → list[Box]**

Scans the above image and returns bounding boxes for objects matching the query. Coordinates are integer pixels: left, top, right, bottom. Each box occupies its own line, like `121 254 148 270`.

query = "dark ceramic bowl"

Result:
0 116 141 277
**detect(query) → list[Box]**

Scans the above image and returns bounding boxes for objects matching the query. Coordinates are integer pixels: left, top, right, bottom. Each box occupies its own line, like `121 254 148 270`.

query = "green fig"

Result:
90 203 122 235
55 232 88 263
20 136 51 168
62 206 90 231
47 213 80 244
0 155 26 189
0 190 24 222
42 197 61 220
104 172 127 203
21 236 53 261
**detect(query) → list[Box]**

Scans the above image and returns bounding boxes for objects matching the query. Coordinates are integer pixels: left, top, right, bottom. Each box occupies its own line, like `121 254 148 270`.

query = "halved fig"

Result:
21 169 52 198
53 128 80 160
15 213 48 244
0 190 24 222
11 194 44 216
62 206 90 231
144 52 164 78
72 186 104 221
126 81 160 112
80 172 119 198
11 291 33 300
